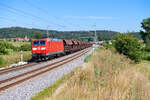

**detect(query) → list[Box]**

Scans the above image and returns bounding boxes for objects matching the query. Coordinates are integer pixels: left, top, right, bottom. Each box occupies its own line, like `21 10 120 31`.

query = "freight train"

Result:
32 38 92 60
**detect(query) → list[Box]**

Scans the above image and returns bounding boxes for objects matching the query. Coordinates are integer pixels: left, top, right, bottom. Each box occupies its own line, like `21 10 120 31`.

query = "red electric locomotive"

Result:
32 38 64 59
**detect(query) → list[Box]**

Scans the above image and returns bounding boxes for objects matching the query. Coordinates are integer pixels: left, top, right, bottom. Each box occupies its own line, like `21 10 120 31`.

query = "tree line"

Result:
0 27 140 41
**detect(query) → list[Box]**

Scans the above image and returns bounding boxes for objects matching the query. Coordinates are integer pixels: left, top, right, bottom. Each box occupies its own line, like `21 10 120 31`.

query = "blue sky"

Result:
0 0 149 32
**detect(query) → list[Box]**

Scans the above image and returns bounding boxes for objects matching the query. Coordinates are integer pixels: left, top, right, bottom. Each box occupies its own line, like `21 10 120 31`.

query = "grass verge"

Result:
45 48 150 100
84 54 92 63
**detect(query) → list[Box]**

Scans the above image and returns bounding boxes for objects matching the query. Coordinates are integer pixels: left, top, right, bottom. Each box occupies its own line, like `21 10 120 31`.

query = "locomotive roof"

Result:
32 38 62 41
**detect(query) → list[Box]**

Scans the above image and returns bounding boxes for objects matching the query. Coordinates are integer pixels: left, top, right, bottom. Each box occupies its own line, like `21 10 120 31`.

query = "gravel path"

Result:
0 49 93 100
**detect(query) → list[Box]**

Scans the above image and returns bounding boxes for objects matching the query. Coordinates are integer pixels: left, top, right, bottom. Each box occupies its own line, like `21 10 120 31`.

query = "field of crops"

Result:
0 41 31 68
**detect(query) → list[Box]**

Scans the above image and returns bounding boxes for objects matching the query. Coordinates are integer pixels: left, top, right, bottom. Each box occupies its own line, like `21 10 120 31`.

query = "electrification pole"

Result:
93 23 97 42
47 26 50 38
20 51 23 62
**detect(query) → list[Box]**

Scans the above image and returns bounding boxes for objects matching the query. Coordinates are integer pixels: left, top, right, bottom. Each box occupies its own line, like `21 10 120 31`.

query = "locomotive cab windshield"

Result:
33 40 46 46
32 40 47 59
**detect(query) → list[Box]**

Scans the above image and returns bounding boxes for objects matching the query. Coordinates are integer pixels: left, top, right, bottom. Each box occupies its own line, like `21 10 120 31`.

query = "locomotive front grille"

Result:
32 53 46 59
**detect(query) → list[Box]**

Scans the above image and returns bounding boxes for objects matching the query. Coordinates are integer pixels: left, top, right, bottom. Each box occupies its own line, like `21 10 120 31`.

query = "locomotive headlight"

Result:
41 47 46 50
32 48 37 50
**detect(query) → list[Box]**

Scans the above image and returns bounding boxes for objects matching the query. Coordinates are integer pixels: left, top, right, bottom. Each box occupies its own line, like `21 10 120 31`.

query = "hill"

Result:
0 27 140 41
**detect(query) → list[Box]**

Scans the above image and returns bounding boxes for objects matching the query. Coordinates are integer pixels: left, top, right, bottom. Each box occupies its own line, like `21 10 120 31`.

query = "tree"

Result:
32 33 42 39
140 18 150 46
0 40 12 54
114 33 141 62
0 57 3 65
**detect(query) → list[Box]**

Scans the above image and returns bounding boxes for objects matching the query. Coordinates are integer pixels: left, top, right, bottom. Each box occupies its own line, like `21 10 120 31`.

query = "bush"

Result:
114 33 141 63
11 46 20 51
142 46 150 52
103 43 113 49
0 41 12 55
0 40 31 55
19 44 31 51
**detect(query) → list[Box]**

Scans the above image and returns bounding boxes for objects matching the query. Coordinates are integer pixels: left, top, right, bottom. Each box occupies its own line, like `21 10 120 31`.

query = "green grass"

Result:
84 54 92 63
141 51 150 61
0 57 3 65
84 47 101 63
135 63 150 80
0 51 31 68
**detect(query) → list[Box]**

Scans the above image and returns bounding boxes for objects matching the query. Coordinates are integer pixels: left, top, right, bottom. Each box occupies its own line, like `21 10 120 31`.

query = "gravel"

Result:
0 48 93 100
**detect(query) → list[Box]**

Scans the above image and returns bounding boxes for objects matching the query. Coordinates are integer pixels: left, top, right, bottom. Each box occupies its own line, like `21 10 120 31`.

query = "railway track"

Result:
0 48 90 92
0 49 85 75
0 63 37 75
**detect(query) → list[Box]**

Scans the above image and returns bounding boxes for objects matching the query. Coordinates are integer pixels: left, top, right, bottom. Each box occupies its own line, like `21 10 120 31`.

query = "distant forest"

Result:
0 27 141 41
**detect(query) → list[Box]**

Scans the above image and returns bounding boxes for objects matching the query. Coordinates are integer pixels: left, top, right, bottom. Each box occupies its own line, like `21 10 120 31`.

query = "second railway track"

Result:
0 48 91 92
0 63 37 75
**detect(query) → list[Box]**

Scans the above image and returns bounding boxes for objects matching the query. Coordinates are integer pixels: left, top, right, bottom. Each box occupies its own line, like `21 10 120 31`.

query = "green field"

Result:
0 51 31 68
0 41 31 68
